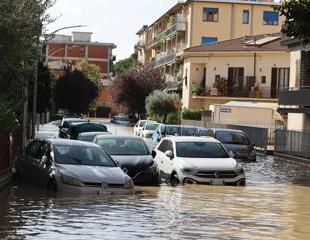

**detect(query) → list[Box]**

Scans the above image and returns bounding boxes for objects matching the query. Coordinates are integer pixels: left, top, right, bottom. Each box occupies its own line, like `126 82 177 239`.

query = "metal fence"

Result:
275 129 310 159
206 123 270 151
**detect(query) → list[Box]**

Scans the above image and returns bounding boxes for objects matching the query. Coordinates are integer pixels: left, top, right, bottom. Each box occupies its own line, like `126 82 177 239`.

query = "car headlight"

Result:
235 164 245 174
123 178 134 189
61 174 83 187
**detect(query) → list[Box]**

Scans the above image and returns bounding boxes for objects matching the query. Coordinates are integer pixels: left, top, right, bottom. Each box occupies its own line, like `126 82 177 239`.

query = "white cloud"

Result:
47 0 177 60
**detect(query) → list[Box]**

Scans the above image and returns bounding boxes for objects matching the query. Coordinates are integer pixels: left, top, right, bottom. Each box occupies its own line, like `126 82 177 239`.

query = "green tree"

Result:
110 66 165 115
145 90 179 123
0 0 54 130
76 60 102 87
114 53 138 75
278 0 310 41
54 70 99 114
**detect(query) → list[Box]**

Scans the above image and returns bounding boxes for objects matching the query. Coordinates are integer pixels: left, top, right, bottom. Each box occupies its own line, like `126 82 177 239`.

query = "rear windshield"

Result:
96 138 150 156
117 116 129 121
182 127 197 136
145 123 158 130
54 145 116 167
216 131 250 145
77 135 95 142
166 126 182 136
176 142 230 158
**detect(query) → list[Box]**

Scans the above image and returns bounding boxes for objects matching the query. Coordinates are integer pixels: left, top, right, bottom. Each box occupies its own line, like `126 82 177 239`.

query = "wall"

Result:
190 2 284 47
182 51 290 109
289 50 301 88
213 105 274 126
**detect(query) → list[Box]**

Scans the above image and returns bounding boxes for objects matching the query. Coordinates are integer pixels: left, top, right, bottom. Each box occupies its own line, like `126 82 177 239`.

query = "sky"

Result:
47 0 177 61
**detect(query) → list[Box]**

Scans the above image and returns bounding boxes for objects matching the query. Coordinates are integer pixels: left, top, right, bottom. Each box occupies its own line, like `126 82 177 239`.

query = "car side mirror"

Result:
114 159 120 166
152 150 157 158
165 150 174 159
229 150 235 158
58 125 63 129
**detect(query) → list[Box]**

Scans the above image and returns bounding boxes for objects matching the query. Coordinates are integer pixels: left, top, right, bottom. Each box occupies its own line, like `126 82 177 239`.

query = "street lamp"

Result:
31 25 87 139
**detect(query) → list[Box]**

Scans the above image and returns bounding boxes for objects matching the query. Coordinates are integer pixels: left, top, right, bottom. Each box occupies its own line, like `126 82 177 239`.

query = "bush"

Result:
145 90 179 123
181 108 202 121
0 103 18 132
166 112 179 124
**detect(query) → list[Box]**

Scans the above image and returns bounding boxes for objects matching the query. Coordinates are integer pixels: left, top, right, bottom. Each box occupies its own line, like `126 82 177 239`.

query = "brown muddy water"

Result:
0 156 310 240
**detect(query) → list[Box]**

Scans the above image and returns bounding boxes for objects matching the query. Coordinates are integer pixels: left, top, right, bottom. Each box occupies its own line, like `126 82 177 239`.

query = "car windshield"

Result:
176 142 230 158
96 138 150 156
117 116 129 121
145 123 158 130
216 131 250 145
53 145 116 167
166 126 181 136
182 127 196 136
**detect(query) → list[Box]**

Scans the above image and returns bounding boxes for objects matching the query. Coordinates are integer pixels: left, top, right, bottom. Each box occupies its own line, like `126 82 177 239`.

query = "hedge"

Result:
181 108 202 121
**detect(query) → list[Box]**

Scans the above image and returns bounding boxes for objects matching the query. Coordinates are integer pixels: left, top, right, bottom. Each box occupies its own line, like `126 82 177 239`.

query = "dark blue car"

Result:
206 128 256 161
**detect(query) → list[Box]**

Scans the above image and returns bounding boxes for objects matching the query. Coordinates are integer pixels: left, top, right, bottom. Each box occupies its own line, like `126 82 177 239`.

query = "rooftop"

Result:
185 33 288 53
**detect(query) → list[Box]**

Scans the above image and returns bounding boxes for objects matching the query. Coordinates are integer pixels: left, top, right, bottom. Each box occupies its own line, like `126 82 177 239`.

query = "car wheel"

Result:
170 173 180 186
47 177 57 191
236 178 246 186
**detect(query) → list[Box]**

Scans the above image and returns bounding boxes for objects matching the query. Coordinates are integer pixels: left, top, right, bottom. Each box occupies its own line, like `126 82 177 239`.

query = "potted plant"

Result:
192 82 203 96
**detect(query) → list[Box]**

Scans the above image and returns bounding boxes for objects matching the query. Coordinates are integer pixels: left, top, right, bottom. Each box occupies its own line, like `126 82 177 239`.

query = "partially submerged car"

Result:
207 128 256 161
140 122 159 138
77 131 112 142
68 122 108 140
134 120 156 136
58 118 87 138
152 124 182 142
153 136 246 186
19 139 134 195
94 135 160 186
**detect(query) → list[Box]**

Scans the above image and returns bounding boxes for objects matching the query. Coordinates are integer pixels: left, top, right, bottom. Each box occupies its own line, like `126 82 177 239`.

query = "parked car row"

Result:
133 120 256 162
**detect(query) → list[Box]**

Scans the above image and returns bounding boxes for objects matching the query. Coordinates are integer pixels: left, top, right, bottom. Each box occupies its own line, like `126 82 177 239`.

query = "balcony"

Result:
278 87 310 113
153 43 186 67
147 14 186 48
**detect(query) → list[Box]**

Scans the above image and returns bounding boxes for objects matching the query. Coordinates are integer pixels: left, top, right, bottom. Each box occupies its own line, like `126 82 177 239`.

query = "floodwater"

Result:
0 124 310 239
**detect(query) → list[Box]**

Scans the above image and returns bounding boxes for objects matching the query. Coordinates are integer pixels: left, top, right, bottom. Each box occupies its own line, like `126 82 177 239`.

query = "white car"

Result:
141 122 159 138
134 120 156 136
20 139 134 195
153 136 246 186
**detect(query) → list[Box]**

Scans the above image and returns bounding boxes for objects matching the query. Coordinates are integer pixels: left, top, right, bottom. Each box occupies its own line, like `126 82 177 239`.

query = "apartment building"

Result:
46 32 116 107
135 0 284 89
182 33 290 110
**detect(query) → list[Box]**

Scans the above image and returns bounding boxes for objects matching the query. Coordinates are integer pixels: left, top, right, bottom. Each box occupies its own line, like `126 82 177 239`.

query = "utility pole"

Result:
31 35 40 139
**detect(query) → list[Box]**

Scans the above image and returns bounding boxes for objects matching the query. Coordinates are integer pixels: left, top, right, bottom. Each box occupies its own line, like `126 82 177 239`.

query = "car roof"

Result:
63 118 85 121
48 139 101 147
95 135 141 140
211 128 245 133
163 136 219 143
78 131 111 136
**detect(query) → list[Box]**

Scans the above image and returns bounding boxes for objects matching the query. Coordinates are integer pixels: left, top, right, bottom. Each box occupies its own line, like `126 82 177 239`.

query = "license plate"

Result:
212 179 223 185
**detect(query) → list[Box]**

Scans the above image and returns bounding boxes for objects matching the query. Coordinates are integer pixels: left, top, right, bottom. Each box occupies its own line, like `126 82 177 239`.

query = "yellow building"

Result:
182 33 290 110
135 0 284 88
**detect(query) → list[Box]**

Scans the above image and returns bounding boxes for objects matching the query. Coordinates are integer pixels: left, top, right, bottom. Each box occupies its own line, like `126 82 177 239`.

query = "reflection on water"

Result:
0 156 310 240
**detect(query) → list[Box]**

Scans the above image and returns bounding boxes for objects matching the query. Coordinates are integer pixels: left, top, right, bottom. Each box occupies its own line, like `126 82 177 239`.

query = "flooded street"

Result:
1 124 310 239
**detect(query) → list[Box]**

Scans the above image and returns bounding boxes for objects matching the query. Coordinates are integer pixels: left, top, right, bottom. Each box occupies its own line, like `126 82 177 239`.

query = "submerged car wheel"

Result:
47 177 57 191
236 178 246 186
170 173 180 186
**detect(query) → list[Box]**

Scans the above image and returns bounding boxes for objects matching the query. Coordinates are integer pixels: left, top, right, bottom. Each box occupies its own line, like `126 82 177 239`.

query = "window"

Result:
176 142 229 158
203 8 219 22
215 131 250 145
261 76 266 84
158 140 168 153
263 11 279 25
201 37 218 45
243 10 249 24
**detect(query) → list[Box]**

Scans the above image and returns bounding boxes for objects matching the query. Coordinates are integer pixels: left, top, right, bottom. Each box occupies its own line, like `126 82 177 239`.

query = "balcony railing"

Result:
278 86 310 106
147 14 186 48
198 85 280 99
153 43 186 67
